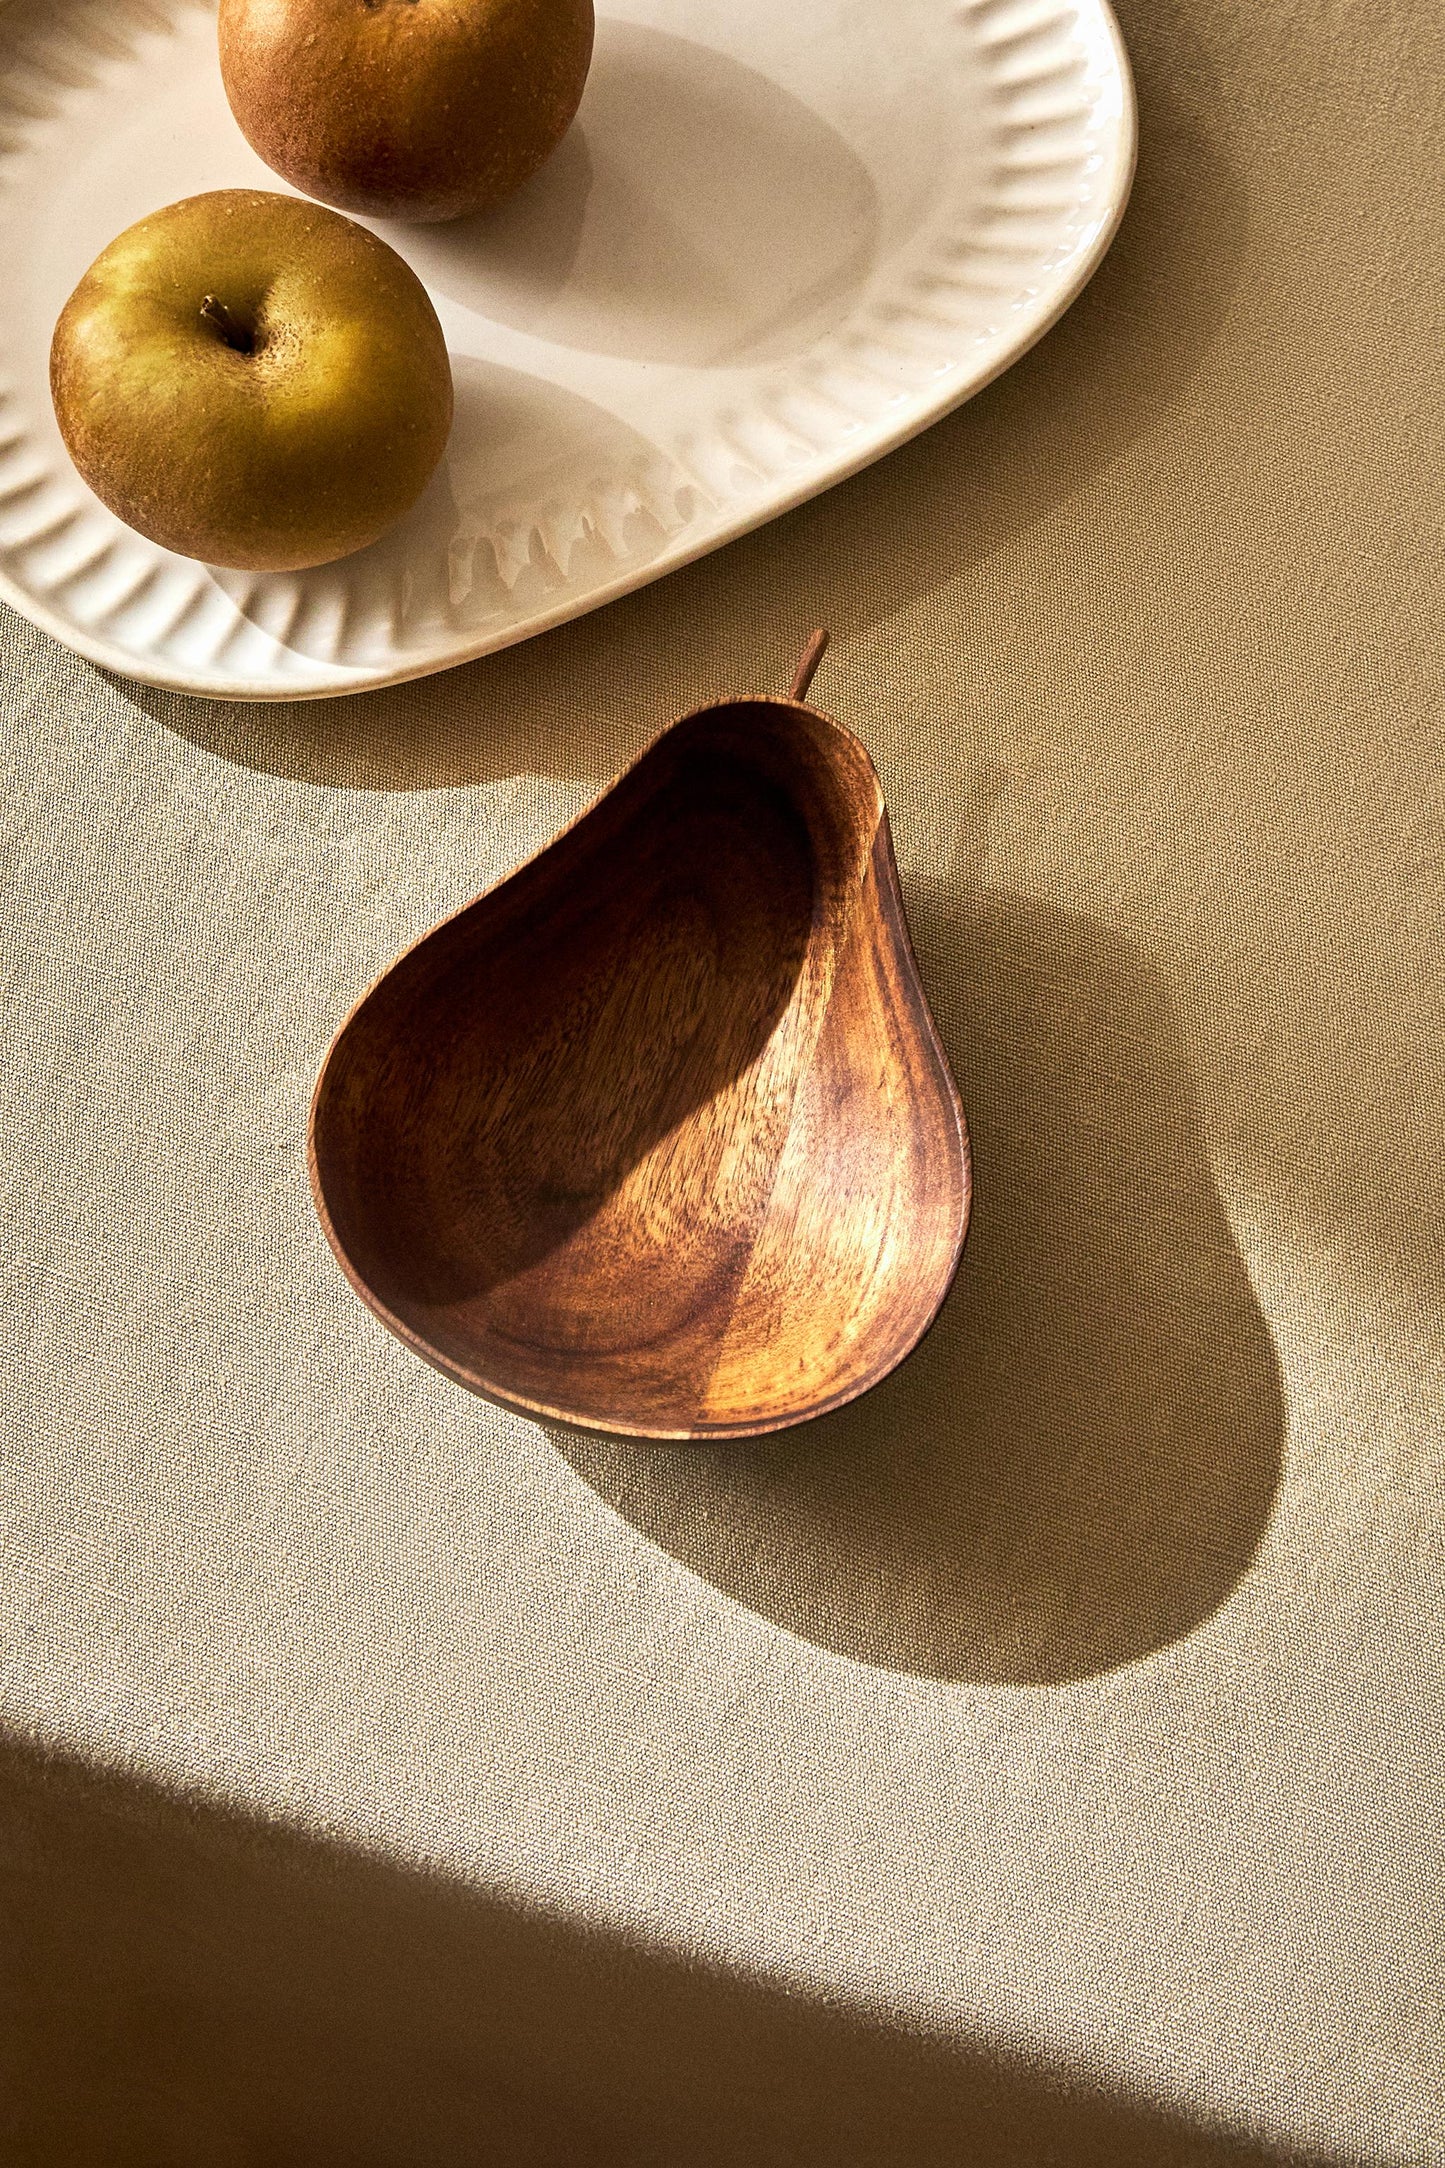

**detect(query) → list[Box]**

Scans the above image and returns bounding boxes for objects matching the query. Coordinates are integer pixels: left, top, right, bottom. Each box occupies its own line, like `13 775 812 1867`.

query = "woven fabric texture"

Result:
2 0 1443 2161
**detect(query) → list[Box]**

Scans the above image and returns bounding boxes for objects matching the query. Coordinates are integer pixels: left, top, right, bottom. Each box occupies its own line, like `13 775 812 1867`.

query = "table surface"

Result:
2 0 1443 2162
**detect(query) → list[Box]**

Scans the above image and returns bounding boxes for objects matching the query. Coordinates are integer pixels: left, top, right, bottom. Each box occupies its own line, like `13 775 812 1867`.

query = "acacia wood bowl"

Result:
308 635 970 1439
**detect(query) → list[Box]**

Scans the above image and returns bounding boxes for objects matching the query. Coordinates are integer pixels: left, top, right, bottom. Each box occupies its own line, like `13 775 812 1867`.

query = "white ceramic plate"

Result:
0 0 1134 699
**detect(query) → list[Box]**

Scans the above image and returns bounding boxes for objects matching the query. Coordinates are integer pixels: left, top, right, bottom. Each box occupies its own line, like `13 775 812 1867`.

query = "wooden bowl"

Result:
308 637 970 1439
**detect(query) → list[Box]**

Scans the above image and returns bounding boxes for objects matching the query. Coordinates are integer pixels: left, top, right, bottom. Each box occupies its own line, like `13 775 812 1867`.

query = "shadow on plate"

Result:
554 877 1285 1685
2 1735 1338 2167
404 19 880 368
192 355 688 679
126 0 1245 792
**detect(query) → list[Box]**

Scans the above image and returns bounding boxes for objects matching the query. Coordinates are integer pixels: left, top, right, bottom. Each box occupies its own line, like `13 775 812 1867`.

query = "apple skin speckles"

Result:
50 189 454 571
219 0 594 223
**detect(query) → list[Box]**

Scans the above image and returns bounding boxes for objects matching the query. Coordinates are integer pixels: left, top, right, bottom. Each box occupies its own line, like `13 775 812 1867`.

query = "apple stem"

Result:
789 628 829 703
200 293 254 355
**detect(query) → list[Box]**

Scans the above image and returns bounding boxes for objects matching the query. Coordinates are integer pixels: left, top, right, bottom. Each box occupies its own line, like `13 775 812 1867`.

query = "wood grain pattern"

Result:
307 642 970 1439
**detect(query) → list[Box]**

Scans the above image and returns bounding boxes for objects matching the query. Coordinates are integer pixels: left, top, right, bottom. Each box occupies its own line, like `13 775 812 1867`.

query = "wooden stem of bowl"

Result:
789 628 830 703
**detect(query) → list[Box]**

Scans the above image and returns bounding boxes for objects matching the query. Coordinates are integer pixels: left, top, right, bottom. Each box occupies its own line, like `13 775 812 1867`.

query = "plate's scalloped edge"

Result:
0 0 1136 702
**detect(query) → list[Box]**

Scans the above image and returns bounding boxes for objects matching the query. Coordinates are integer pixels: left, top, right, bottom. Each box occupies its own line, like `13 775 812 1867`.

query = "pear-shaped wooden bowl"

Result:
308 636 970 1439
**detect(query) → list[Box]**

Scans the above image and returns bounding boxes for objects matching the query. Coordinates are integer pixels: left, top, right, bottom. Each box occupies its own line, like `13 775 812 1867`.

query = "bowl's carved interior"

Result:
311 702 969 1437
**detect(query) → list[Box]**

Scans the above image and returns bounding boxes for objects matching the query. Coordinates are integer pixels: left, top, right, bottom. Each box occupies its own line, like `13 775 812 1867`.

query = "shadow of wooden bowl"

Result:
308 636 970 1439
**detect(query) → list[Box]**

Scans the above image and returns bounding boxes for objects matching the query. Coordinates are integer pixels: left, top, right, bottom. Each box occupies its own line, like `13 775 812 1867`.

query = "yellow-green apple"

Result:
50 189 453 571
219 0 595 224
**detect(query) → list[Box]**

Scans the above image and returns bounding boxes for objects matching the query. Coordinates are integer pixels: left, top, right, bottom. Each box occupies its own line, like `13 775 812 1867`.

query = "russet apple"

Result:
219 0 595 225
50 189 453 571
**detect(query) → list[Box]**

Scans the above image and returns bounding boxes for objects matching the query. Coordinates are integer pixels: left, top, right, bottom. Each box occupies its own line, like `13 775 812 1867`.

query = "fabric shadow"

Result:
1 1735 1339 2168
555 887 1285 1684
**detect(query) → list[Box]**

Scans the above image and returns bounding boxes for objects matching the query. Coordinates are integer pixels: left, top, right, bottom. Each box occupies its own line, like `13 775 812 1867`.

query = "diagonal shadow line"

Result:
0 1732 1356 2168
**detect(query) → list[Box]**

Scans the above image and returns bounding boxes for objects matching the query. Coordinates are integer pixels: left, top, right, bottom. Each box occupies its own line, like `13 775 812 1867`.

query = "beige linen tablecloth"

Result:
3 0 1443 2160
